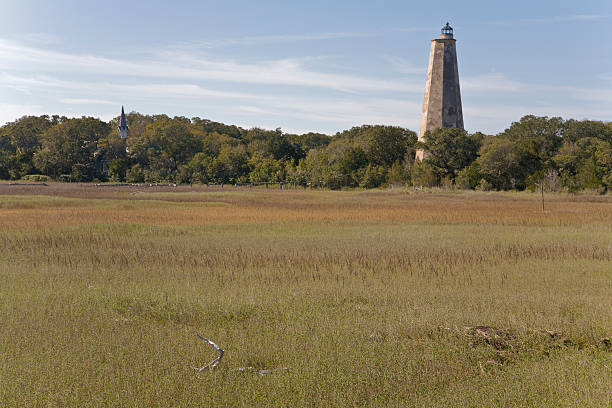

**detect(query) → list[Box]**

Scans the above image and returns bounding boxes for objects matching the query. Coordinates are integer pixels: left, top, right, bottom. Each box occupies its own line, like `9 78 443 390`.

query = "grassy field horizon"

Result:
0 184 610 406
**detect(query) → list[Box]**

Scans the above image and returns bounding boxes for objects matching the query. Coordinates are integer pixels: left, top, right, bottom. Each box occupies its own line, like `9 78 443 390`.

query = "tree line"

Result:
0 112 610 192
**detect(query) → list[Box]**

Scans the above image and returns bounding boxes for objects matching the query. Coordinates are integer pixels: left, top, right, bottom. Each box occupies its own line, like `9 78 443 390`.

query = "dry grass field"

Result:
0 183 610 407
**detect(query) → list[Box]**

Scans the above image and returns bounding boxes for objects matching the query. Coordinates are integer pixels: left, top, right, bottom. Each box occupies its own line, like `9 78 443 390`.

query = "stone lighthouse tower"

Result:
415 22 464 160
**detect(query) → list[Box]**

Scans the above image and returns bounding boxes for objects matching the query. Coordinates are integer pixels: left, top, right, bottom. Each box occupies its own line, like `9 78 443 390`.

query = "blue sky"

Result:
0 0 610 134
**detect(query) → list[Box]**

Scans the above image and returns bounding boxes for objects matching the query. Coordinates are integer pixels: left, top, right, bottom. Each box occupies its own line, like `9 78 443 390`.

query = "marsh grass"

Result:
0 187 610 406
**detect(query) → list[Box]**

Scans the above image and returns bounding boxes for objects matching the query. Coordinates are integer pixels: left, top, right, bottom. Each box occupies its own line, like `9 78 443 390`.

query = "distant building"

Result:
118 106 128 139
416 22 464 160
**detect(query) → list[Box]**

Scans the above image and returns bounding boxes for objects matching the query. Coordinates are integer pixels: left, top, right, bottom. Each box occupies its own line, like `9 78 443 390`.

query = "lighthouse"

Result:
415 22 464 160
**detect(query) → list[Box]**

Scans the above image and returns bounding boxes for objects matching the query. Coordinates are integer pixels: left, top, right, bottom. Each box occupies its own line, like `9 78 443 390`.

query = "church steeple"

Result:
118 106 128 139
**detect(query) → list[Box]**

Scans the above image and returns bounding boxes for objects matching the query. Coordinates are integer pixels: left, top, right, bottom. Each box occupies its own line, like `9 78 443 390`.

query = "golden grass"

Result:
1 189 611 229
0 186 610 407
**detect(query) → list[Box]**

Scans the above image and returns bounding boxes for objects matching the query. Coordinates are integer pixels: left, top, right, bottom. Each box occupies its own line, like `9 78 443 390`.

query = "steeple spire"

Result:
118 106 128 139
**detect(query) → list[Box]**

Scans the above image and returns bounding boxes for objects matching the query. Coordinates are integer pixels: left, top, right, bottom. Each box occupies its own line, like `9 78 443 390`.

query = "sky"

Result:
0 0 610 135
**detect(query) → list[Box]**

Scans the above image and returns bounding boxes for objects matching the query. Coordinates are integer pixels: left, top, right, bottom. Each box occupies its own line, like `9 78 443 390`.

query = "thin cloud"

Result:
0 71 421 131
461 73 527 93
394 26 438 33
0 38 419 93
384 55 423 75
600 73 612 82
186 32 376 49
489 14 608 25
21 33 60 45
58 98 117 105
0 103 45 125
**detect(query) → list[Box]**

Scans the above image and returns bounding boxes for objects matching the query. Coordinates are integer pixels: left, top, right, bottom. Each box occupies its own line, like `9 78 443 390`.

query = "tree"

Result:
0 115 56 179
422 127 481 179
455 162 483 190
297 148 345 189
208 145 250 183
476 137 527 190
553 138 611 191
364 126 415 167
339 147 368 187
248 154 284 182
359 164 386 188
129 118 203 181
107 158 131 182
387 160 411 185
181 152 214 184
33 117 109 181
500 115 563 166
410 161 438 187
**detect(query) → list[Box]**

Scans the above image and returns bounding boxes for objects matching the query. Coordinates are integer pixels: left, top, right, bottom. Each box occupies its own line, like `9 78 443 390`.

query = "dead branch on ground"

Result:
193 333 224 372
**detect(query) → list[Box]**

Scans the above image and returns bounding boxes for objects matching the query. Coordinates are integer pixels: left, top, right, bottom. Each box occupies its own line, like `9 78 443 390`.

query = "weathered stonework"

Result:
415 24 463 160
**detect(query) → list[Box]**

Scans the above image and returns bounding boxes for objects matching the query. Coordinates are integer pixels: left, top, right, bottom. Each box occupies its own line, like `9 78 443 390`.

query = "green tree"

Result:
33 117 109 180
553 138 611 191
422 127 482 179
364 126 415 167
387 160 411 185
455 162 483 190
208 145 250 183
248 154 284 182
339 147 368 187
181 152 214 184
410 161 438 187
476 137 528 190
107 158 131 182
359 164 387 188
129 118 204 181
0 115 56 179
500 115 564 170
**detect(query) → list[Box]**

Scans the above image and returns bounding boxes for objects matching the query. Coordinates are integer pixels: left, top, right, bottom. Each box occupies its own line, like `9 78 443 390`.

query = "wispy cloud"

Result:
384 55 423 75
16 33 61 45
185 32 376 49
1 30 610 133
394 26 438 33
58 98 117 105
0 38 419 93
461 73 527 93
489 14 608 25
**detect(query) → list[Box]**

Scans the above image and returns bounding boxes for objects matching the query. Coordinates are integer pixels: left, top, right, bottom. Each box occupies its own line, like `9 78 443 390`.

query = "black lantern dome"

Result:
441 22 453 38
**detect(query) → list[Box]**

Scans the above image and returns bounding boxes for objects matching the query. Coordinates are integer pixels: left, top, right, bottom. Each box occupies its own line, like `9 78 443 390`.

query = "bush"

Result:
477 178 494 191
108 158 131 182
125 164 145 183
22 174 50 182
411 161 438 187
359 165 387 188
387 160 410 186
455 169 472 190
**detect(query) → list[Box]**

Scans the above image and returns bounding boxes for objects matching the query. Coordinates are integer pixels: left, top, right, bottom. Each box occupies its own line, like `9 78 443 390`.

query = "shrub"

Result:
411 161 438 187
477 178 494 191
125 164 145 183
22 174 50 182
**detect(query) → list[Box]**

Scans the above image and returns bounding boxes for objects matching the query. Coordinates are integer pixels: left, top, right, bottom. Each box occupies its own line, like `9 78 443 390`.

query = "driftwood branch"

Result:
235 366 290 376
192 334 289 375
193 333 224 372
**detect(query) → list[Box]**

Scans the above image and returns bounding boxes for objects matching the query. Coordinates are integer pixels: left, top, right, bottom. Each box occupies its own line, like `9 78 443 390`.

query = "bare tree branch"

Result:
235 366 290 376
193 333 224 372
